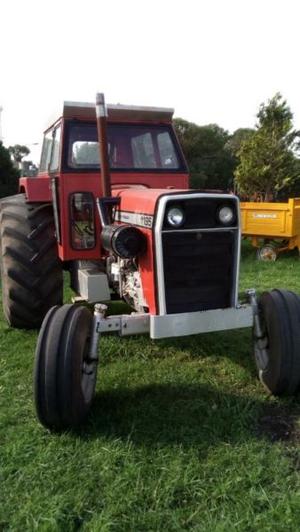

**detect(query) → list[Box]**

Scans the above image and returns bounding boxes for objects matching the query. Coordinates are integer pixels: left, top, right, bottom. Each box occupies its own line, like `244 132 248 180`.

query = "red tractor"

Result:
1 94 300 431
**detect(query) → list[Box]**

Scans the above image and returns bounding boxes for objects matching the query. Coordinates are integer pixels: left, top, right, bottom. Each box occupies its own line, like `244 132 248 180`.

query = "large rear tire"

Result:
254 289 300 395
34 304 96 431
0 194 63 329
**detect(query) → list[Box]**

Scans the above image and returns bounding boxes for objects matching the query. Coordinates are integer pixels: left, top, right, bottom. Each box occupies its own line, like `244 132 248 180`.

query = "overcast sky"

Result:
1 0 300 163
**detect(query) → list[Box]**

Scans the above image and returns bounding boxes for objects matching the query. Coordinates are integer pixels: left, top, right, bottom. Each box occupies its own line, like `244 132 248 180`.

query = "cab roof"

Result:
63 101 174 123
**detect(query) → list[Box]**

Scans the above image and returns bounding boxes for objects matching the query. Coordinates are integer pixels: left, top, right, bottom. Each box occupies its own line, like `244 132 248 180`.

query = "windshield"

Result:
66 122 182 171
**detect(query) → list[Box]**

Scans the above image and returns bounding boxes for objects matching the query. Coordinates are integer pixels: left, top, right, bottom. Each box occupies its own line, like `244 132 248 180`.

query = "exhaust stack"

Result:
96 93 111 197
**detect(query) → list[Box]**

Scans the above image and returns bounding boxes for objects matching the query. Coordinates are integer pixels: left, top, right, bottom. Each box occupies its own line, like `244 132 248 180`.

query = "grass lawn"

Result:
2 242 300 531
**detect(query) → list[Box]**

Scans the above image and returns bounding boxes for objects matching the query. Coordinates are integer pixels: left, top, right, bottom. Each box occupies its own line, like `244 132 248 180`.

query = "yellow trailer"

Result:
240 198 300 260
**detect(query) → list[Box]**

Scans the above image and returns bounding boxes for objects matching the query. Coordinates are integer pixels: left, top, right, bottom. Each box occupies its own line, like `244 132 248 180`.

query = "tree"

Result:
235 93 300 201
8 144 30 165
0 142 20 198
225 128 254 157
174 118 236 190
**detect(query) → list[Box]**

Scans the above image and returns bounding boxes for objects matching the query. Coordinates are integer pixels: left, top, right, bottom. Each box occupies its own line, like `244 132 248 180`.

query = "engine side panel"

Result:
113 188 169 315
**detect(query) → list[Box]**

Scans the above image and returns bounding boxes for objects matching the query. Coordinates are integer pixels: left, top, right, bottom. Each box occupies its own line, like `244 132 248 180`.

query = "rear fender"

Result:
19 176 52 202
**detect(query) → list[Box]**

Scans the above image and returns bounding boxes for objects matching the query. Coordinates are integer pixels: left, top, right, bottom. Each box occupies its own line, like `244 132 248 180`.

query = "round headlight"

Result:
217 205 235 225
166 206 184 227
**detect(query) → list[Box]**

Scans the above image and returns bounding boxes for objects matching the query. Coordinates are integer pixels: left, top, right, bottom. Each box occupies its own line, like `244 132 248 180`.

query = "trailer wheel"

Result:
256 244 277 262
0 194 63 329
34 304 97 430
254 289 300 395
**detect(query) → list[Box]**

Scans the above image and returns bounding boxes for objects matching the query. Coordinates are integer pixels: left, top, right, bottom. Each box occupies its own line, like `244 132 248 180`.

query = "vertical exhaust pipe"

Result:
96 93 111 197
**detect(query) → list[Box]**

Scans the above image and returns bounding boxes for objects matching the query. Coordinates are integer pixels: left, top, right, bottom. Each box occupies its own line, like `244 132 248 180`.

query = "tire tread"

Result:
0 194 63 329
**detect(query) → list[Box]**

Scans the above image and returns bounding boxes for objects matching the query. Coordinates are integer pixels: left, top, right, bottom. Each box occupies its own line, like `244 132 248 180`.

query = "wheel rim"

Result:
254 338 269 371
259 246 277 261
253 306 269 372
81 339 97 404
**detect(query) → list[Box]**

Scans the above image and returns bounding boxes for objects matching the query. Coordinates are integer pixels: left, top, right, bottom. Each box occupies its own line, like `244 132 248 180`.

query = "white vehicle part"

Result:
95 305 253 339
150 305 253 339
77 269 111 303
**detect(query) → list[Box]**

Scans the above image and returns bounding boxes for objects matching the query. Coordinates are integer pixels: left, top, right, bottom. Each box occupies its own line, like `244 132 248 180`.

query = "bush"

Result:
0 142 19 198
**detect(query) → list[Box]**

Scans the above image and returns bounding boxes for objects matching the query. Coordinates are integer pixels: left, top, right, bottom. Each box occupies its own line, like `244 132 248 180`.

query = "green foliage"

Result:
235 94 300 201
226 128 254 157
174 118 236 190
0 142 19 198
8 144 30 164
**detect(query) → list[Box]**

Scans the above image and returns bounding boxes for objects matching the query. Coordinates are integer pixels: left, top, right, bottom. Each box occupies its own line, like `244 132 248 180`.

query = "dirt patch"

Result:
256 404 300 444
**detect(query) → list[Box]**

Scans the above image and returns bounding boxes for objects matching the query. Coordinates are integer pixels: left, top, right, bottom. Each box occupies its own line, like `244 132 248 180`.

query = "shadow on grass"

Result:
100 327 257 378
157 328 255 374
77 383 264 448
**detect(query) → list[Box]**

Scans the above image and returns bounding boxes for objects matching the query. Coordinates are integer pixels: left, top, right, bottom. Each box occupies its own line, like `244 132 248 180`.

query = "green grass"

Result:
2 242 300 531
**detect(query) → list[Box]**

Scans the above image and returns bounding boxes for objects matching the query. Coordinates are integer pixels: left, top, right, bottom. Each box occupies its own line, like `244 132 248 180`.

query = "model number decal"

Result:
139 214 153 228
115 211 153 228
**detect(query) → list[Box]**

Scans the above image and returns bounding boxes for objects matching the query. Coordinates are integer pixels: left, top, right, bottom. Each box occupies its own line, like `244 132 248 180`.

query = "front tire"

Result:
0 194 63 328
254 289 300 395
34 304 97 430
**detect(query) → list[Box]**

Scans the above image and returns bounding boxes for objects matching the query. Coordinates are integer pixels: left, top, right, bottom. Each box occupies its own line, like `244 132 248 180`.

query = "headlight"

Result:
166 206 185 227
217 205 235 225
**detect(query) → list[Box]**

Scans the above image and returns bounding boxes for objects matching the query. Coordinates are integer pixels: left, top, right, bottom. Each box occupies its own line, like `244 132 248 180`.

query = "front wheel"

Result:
254 289 300 395
34 304 97 430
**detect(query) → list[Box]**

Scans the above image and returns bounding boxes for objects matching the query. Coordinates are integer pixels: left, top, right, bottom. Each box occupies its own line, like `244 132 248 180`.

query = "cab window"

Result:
49 125 61 172
40 129 53 172
66 122 184 171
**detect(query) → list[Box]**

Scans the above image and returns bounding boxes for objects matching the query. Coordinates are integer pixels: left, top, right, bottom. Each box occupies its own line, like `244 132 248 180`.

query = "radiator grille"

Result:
162 231 235 314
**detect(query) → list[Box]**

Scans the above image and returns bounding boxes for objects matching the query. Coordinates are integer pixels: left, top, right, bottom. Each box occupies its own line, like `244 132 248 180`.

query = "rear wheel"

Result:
254 289 300 395
34 304 97 430
0 194 63 328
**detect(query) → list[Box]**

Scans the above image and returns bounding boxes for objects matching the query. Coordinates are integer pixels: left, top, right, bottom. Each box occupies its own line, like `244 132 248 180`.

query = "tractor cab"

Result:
19 102 189 262
37 102 189 186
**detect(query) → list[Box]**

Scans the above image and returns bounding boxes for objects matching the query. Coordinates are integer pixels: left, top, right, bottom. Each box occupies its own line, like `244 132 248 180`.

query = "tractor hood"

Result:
112 187 240 316
113 187 186 226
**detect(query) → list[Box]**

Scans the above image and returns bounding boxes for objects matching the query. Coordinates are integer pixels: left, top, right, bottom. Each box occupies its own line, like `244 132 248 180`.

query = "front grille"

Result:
162 231 235 314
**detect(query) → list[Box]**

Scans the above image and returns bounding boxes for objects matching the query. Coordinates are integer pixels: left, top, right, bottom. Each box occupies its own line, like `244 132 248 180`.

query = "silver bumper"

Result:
98 305 254 339
150 306 253 339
